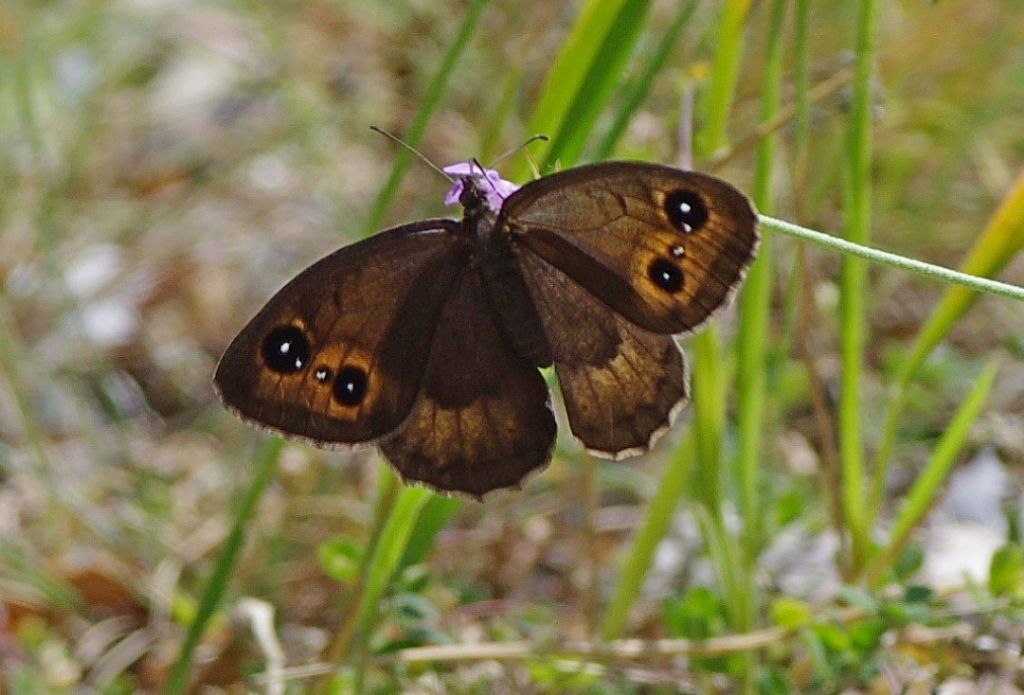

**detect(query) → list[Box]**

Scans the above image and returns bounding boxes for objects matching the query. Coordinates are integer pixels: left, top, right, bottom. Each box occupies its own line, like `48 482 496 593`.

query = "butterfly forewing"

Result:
504 162 758 336
502 162 756 459
214 221 466 445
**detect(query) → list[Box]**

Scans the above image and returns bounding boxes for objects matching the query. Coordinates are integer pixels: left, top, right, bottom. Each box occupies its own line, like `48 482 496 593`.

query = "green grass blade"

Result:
792 0 811 181
353 485 434 640
687 3 754 676
321 463 402 674
689 0 753 519
512 0 632 177
479 69 523 164
600 433 695 640
400 494 463 568
866 361 999 584
166 437 283 695
695 0 754 157
593 1 697 160
361 0 489 236
691 329 726 514
540 0 652 170
735 0 786 565
838 0 877 576
869 170 1024 525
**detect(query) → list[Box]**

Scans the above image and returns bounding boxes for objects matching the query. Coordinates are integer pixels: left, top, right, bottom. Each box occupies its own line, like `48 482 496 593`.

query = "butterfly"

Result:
214 160 758 497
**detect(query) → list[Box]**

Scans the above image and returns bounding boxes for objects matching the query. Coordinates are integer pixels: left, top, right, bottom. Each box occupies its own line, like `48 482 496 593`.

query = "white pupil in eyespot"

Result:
678 203 694 232
279 341 303 368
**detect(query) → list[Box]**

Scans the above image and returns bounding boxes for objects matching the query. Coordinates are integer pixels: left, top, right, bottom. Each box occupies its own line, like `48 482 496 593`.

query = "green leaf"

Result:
871 171 1024 522
318 538 364 584
354 486 434 639
848 618 885 654
600 432 695 640
774 487 808 527
892 543 925 581
990 544 1024 598
812 623 850 653
663 586 725 639
388 592 439 624
593 0 697 160
903 584 933 604
399 495 462 569
770 597 813 629
899 172 1024 385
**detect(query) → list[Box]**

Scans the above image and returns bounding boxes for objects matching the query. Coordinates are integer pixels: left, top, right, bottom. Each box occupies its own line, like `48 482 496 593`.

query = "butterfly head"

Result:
443 162 519 213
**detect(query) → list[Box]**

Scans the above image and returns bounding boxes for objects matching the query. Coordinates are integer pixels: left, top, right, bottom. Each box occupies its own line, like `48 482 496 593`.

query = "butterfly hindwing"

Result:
518 251 688 458
380 267 557 497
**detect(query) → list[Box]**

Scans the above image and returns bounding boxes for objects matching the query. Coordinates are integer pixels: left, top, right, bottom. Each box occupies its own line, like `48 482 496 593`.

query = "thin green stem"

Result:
760 215 1024 303
838 0 877 576
691 329 725 513
793 0 811 174
735 0 786 568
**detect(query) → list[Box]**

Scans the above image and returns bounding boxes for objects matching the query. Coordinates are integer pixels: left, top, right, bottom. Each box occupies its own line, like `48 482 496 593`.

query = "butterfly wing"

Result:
518 252 688 457
380 267 556 497
214 220 467 445
505 162 758 335
504 162 756 457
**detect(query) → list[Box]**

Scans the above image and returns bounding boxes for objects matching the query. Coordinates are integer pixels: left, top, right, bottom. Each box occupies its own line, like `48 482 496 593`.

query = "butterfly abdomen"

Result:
474 231 554 368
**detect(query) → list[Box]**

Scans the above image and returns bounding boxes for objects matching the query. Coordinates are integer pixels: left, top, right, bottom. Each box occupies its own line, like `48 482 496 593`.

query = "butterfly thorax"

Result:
456 177 501 240
456 177 554 368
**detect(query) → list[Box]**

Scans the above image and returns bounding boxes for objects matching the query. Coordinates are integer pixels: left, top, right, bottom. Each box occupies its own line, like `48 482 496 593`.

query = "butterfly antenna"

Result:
369 126 454 183
487 133 549 171
469 158 501 197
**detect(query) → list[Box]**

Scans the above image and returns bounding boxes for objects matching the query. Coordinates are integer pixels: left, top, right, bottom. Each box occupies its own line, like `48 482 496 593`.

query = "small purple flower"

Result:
443 162 519 210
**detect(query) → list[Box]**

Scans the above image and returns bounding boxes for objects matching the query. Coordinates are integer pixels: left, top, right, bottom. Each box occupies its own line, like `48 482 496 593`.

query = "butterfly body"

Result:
215 161 758 497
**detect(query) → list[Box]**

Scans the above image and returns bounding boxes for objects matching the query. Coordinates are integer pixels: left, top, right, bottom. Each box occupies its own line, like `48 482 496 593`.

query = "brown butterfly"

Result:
214 161 758 497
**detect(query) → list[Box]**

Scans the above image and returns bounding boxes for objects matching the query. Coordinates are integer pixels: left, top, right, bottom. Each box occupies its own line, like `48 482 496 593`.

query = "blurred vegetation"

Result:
2 0 1024 692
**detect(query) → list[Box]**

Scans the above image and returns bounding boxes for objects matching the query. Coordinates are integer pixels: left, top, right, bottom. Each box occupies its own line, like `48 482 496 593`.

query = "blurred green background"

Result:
2 0 1024 692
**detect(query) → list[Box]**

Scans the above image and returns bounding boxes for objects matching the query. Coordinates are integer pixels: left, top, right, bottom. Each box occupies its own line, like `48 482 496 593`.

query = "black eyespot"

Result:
333 366 368 406
648 258 683 293
314 366 333 383
261 325 310 374
665 189 708 233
